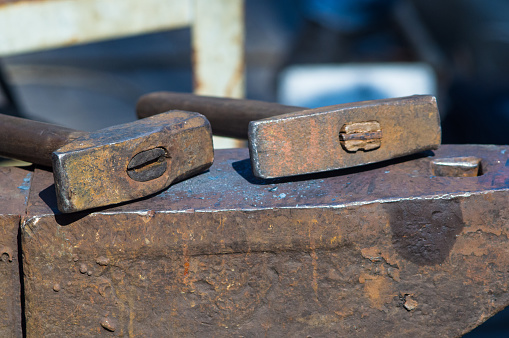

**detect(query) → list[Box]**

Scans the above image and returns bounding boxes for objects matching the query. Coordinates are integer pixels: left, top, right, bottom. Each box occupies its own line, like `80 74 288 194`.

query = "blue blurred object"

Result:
300 0 395 32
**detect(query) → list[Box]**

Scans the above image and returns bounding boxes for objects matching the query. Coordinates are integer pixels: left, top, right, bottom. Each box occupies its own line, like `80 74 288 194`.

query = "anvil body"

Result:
0 145 508 336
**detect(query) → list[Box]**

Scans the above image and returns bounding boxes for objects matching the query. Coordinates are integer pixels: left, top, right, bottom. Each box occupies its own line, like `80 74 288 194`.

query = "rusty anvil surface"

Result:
0 166 31 338
15 145 509 336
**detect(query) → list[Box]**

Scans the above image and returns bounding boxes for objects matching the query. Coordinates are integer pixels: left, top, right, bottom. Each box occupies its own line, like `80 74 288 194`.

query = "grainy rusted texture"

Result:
136 92 440 179
0 111 213 213
249 95 441 178
431 156 482 177
22 145 509 337
53 111 213 213
0 166 33 338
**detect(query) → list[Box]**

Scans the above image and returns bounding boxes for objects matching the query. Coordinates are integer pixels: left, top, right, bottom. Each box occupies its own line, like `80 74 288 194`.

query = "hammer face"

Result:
52 111 214 213
248 95 441 179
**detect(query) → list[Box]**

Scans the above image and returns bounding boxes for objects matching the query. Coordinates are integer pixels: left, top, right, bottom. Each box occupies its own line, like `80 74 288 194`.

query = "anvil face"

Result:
52 111 214 213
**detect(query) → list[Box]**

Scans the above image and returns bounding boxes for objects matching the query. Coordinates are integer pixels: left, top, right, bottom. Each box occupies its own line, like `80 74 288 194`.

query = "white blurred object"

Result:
278 63 437 108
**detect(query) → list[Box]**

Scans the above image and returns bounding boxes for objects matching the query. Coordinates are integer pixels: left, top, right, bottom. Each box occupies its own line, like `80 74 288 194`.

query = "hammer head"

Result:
248 95 441 179
52 111 213 213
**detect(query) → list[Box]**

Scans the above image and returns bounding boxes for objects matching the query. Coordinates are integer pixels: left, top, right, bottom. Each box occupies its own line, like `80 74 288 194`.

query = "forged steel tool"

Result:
0 111 213 213
137 92 441 179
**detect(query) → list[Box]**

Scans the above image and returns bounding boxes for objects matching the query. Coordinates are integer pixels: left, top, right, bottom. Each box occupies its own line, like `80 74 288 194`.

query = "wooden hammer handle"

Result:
0 114 86 167
136 92 303 139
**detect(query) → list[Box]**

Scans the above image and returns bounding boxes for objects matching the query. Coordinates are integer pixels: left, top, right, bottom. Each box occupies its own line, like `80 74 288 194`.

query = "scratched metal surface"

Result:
0 166 32 338
24 145 509 216
248 95 441 178
52 111 213 213
22 145 509 336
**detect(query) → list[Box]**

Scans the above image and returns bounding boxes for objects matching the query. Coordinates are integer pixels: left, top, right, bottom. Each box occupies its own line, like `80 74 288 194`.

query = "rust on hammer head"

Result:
52 111 214 213
248 95 441 179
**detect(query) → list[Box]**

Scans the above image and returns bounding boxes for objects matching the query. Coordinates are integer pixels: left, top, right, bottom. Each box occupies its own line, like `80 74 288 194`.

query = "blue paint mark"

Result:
17 172 32 191
505 159 509 167
18 172 32 204
502 149 507 154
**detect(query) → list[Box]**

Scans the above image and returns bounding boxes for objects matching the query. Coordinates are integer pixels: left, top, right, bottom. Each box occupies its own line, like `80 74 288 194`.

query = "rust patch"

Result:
358 273 395 310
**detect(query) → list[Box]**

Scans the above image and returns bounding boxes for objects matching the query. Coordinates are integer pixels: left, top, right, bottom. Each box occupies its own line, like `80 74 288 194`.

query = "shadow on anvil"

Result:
38 150 434 226
38 170 211 226
231 150 435 185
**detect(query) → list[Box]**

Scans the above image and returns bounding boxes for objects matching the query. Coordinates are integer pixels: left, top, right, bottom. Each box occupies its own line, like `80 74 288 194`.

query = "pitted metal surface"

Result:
19 145 509 337
0 166 32 338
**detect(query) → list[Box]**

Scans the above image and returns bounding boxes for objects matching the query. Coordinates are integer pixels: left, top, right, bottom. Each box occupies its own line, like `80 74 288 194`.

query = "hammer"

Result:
137 92 441 178
0 111 213 213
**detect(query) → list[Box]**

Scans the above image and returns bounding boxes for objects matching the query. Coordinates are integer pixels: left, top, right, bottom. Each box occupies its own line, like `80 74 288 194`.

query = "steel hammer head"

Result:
249 95 441 178
52 111 213 213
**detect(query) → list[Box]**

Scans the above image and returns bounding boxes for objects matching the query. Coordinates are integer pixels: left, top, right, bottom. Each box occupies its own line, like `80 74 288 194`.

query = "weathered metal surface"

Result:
431 156 482 177
22 145 509 337
249 95 441 178
53 111 214 213
0 111 213 213
136 93 440 178
0 166 32 338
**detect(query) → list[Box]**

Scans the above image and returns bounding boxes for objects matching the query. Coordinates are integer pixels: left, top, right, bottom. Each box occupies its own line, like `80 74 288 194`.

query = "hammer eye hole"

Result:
127 147 168 182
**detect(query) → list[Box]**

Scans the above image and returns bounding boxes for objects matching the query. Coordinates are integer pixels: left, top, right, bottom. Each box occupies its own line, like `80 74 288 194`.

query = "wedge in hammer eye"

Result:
127 147 168 182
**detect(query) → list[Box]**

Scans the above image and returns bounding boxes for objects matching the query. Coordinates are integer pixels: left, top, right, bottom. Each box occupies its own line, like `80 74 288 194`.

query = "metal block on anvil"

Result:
22 145 509 337
0 166 33 338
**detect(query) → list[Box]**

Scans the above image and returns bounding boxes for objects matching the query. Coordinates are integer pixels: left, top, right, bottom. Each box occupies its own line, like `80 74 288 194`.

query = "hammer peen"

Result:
137 92 441 179
0 111 214 213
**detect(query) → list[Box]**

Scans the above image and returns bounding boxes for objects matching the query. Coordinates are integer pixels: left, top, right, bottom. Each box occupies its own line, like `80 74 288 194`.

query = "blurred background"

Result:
1 0 509 145
0 0 508 335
